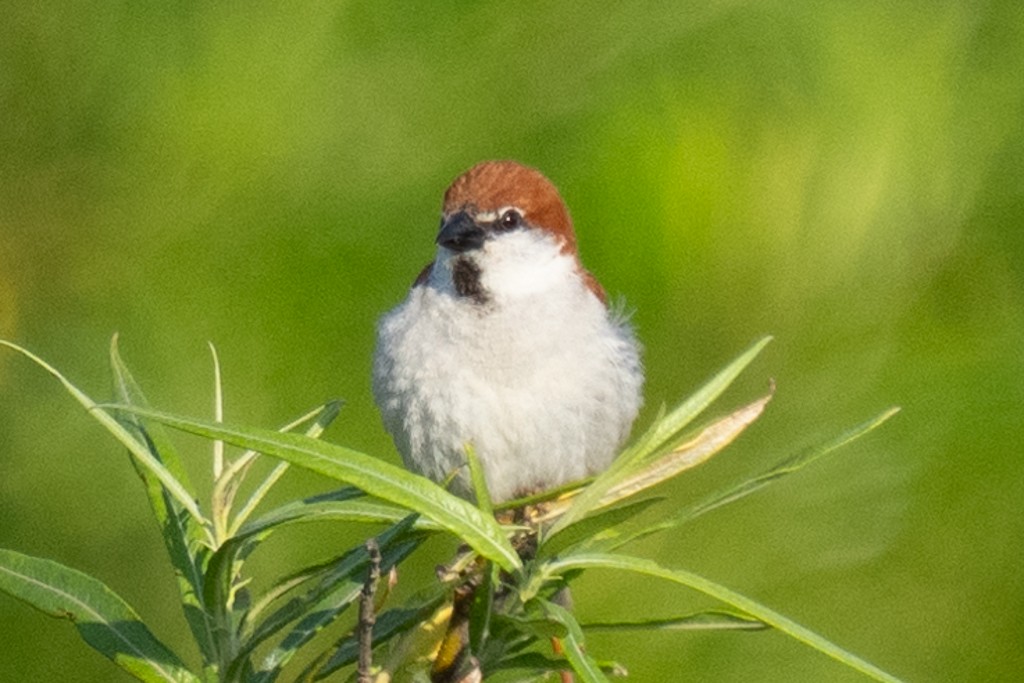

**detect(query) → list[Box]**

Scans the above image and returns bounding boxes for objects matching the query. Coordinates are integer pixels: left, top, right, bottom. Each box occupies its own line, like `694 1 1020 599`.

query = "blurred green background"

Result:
2 2 1022 681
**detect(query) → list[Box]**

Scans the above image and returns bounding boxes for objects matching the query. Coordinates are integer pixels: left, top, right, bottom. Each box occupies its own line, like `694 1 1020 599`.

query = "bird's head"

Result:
437 160 577 256
420 160 604 304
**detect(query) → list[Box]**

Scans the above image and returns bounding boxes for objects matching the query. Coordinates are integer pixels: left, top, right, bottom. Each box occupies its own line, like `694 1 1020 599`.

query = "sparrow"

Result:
372 160 643 504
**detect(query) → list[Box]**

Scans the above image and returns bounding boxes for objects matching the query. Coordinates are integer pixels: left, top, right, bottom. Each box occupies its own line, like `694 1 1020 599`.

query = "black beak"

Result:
437 211 485 253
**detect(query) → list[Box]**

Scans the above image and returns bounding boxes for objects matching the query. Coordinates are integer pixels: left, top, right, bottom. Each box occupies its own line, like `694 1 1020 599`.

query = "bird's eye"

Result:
498 209 522 231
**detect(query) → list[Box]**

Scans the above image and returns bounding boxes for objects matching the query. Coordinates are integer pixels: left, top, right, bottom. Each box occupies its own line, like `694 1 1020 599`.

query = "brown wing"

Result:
579 267 608 305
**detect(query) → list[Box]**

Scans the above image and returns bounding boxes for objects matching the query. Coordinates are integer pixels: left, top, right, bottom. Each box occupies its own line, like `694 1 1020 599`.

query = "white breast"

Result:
372 229 643 503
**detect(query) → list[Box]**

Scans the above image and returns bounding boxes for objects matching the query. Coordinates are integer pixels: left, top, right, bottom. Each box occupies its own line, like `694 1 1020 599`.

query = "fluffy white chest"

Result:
372 235 643 503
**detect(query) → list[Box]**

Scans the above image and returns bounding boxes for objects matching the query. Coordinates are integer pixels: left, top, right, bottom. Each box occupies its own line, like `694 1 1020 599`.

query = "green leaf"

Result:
109 336 218 663
465 443 493 516
485 652 567 676
597 390 771 506
544 553 902 683
308 596 445 680
224 400 344 537
236 492 442 544
495 612 569 640
0 549 198 683
242 561 334 637
539 497 663 559
209 342 226 482
617 407 902 547
0 340 208 527
109 336 198 498
472 561 507 656
111 406 522 572
548 336 772 536
202 490 373 631
204 492 435 622
581 610 766 632
533 598 609 683
235 516 423 681
642 336 773 456
254 536 423 682
236 496 424 632
538 388 771 541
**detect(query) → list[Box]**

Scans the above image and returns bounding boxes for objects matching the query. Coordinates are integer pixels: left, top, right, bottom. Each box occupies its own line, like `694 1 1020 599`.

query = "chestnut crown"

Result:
442 161 577 253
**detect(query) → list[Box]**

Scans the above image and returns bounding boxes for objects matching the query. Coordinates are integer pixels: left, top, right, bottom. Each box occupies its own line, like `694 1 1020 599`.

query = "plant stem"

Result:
358 538 382 683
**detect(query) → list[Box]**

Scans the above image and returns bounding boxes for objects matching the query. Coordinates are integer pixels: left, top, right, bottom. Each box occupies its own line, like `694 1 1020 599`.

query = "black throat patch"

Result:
451 257 489 305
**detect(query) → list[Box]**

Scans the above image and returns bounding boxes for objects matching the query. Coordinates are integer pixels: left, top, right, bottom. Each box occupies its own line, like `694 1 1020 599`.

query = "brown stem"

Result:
357 538 382 683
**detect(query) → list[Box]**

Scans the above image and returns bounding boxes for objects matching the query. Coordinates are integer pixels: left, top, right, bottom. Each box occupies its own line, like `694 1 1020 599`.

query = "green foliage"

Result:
2 3 1020 678
0 338 899 681
0 549 198 683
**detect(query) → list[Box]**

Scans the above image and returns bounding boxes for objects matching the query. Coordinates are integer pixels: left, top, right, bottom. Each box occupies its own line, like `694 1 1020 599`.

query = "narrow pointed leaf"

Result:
229 460 287 532
548 336 772 536
201 491 432 629
229 507 423 630
469 652 565 677
582 610 766 632
539 390 771 534
539 497 663 558
468 562 500 654
0 549 198 683
1 340 207 525
465 443 493 516
242 562 333 635
233 498 419 632
109 337 217 662
226 400 344 536
309 596 445 679
242 516 417 649
109 336 197 495
240 518 422 681
237 496 442 544
112 406 521 571
497 612 569 640
375 600 456 680
252 537 423 682
545 553 901 683
642 336 773 456
618 407 902 547
600 390 771 505
209 342 226 482
534 599 609 683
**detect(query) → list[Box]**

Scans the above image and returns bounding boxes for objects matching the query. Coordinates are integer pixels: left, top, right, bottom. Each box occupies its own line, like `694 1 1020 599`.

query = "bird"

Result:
372 160 643 504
